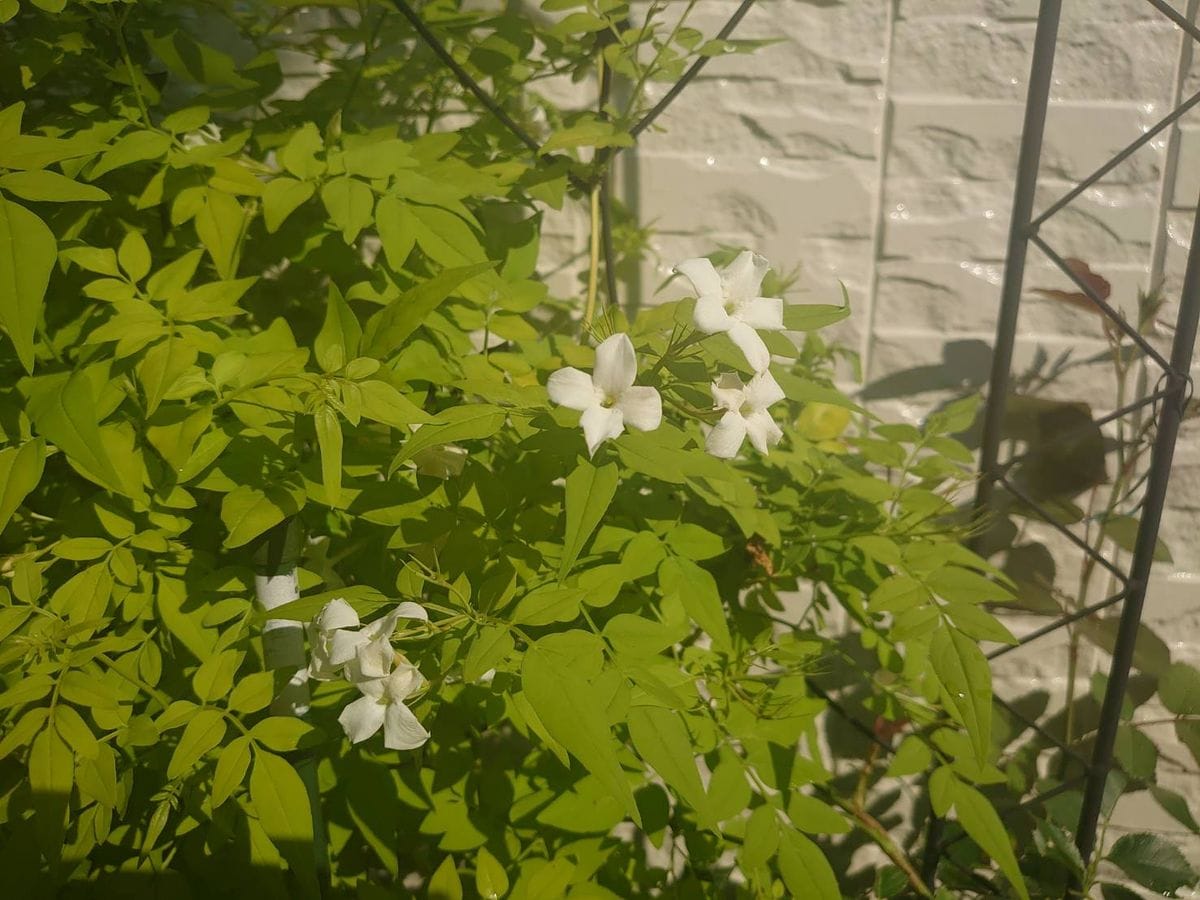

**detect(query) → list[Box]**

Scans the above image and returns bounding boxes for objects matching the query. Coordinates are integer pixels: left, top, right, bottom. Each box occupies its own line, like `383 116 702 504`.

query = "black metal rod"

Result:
987 589 1128 660
1145 0 1200 45
1030 86 1200 230
937 775 1086 855
930 1 1065 887
1030 235 1173 370
997 474 1130 584
629 0 758 139
1074 195 1200 863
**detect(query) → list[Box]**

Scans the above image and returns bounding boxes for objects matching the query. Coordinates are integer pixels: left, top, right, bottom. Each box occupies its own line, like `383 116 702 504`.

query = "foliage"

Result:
0 1 1134 898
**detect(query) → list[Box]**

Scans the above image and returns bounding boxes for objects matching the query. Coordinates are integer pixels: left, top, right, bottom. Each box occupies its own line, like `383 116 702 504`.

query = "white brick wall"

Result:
613 0 1200 871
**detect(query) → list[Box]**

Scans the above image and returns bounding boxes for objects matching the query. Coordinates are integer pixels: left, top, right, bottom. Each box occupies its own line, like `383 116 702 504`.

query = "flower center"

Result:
739 401 756 418
599 393 617 409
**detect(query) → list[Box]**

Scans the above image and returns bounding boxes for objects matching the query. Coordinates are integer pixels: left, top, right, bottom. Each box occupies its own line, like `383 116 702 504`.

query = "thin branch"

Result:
629 0 758 138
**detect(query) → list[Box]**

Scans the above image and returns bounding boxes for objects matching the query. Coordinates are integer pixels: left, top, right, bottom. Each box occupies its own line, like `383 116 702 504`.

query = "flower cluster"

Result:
548 250 787 459
308 599 432 751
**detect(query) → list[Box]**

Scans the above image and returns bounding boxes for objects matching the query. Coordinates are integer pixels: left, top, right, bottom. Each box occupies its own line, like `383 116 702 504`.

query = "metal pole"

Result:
1074 194 1200 864
921 0 1064 885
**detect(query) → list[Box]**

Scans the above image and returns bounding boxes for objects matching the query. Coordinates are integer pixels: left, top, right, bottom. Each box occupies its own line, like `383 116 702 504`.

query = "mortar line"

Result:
859 0 900 385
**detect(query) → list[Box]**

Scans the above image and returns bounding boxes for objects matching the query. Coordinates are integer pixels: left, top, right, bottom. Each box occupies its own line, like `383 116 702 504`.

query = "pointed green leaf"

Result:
627 706 711 822
29 725 73 866
249 749 319 899
559 459 618 579
0 197 55 372
0 438 44 533
777 827 839 900
211 735 251 808
657 557 731 651
320 175 373 243
167 708 226 778
930 624 992 764
429 855 463 900
315 284 361 372
375 193 416 269
26 371 123 493
314 405 343 506
474 847 508 899
953 782 1031 900
262 177 314 233
0 170 109 203
221 483 303 548
388 404 505 472
361 261 495 358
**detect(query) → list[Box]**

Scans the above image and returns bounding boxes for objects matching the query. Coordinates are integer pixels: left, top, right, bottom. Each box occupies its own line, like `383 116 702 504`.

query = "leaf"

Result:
627 706 711 822
522 635 640 824
192 649 244 702
250 717 321 752
118 231 151 283
59 669 118 709
315 284 361 372
429 856 463 900
53 704 98 758
1102 514 1172 562
1149 785 1200 833
320 175 373 243
511 584 583 626
138 336 199 416
358 379 433 429
250 750 320 899
194 190 245 279
89 130 170 179
953 782 1030 900
930 624 992 764
463 625 514 682
262 177 314 233
657 557 731 651
559 459 618 579
388 404 506 472
1106 832 1196 895
375 193 416 269
474 847 509 900
739 805 779 870
777 828 840 900
0 197 55 372
167 708 226 778
782 300 850 332
229 672 275 714
211 735 251 808
1158 663 1200 715
541 116 633 153
361 261 495 358
0 439 44 533
221 483 303 548
885 735 932 777
315 406 343 506
0 170 109 203
29 726 74 865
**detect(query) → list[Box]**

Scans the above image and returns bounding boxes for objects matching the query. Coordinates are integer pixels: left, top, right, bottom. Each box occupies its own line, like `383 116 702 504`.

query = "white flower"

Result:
547 333 662 456
706 370 785 459
674 250 784 373
307 598 428 682
337 661 431 751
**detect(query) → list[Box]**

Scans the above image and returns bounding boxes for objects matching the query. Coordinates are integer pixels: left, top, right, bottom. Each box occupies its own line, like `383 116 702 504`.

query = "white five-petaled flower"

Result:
547 333 662 456
307 598 428 682
337 661 431 751
674 250 784 373
706 370 786 459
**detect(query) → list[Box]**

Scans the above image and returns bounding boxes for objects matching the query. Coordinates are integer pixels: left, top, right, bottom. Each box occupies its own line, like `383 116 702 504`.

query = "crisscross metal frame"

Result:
388 0 1198 895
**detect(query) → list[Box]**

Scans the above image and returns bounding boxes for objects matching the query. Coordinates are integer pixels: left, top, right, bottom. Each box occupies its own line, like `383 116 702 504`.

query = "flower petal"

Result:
383 700 431 751
616 386 662 432
727 321 772 373
693 292 733 334
674 256 723 300
306 629 342 681
393 601 429 622
316 597 360 632
745 370 785 411
328 629 368 667
580 405 625 456
706 412 748 459
351 635 395 680
338 694 386 744
745 411 784 454
722 250 769 302
384 662 425 701
592 333 637 397
548 367 596 411
711 373 746 412
737 296 784 331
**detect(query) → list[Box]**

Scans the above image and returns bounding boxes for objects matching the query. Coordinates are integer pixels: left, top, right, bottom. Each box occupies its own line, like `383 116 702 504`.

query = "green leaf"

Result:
1149 784 1200 833
1102 514 1172 562
138 336 198 416
249 749 319 899
221 483 304 549
192 649 244 702
59 670 118 709
664 523 725 560
953 782 1030 900
211 735 251 808
541 116 633 153
315 406 343 506
375 193 416 269
53 704 98 758
885 735 932 777
627 706 712 822
1106 832 1197 894
388 404 506 472
930 624 992 764
250 717 321 752
194 190 245 279
782 300 850 332
429 855 463 900
787 794 850 834
474 847 509 900
228 672 275 715
358 380 433 429
29 725 73 866
463 625 514 682
53 536 113 561
320 175 374 243
361 261 496 358
262 177 314 233
89 130 170 179
0 170 109 203
315 284 361 372
0 197 55 372
657 557 731 651
1159 663 1200 715
739 805 779 869
777 828 839 900
0 439 44 533
511 584 584 626
167 708 226 779
559 459 619 579
118 231 151 283
522 635 640 824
